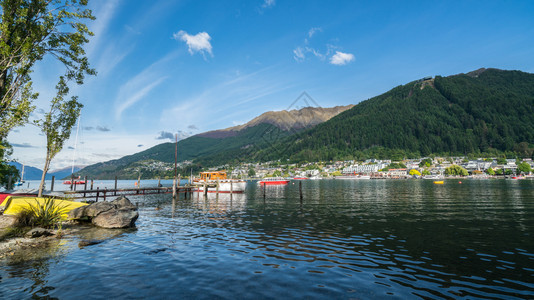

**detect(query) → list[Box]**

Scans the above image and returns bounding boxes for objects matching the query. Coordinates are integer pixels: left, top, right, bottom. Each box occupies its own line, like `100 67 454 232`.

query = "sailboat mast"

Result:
71 115 81 175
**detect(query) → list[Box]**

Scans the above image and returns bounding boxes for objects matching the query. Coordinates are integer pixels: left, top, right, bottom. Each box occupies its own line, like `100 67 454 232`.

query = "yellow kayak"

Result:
433 181 444 184
0 196 88 220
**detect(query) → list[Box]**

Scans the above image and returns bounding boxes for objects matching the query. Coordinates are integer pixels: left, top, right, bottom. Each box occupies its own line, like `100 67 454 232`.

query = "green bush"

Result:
19 198 69 229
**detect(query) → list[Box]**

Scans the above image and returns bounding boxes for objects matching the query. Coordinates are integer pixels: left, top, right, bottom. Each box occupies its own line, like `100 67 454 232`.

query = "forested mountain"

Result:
79 68 534 178
77 106 353 179
258 68 534 162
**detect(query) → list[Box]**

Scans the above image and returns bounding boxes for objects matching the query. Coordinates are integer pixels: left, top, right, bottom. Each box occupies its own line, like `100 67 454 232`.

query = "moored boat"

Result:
258 177 290 186
14 164 26 186
433 180 444 184
335 175 371 180
194 171 246 193
63 176 86 185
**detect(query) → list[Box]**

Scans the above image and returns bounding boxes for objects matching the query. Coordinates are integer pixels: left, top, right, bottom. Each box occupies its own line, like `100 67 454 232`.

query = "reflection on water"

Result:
190 192 248 213
1 179 534 299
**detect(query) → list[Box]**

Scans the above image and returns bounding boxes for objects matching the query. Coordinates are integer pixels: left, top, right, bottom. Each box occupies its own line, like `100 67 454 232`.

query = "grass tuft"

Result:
18 198 69 229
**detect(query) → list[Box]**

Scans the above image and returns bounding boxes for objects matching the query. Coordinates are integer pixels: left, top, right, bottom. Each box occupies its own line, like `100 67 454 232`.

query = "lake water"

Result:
1 179 533 299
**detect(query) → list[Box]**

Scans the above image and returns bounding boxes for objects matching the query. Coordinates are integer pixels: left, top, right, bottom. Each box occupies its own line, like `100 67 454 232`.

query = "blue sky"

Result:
7 0 534 170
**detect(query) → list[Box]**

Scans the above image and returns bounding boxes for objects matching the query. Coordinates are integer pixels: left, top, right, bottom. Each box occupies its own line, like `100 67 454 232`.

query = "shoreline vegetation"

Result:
0 196 139 259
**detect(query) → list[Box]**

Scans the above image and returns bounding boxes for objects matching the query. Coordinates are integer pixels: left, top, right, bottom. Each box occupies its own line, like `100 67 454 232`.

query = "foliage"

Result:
331 171 342 176
35 77 83 196
382 162 407 171
409 169 421 176
517 162 531 174
19 198 69 229
444 165 469 176
495 168 503 175
419 158 432 168
256 69 534 163
0 141 18 188
486 168 495 176
0 0 95 142
514 142 533 158
248 167 256 177
422 169 431 176
496 158 507 165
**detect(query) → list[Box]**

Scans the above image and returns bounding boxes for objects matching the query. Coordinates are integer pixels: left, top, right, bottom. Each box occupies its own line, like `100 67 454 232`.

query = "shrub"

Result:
19 198 69 229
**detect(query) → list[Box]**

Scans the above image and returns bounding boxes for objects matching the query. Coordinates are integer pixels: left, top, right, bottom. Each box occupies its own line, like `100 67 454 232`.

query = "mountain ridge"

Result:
256 68 534 162
77 68 534 179
197 105 354 138
77 105 352 179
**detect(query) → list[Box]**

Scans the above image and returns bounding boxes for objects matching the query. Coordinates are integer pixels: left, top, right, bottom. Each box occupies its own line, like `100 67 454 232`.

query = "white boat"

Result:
335 175 371 180
258 177 290 185
194 171 246 193
14 164 25 186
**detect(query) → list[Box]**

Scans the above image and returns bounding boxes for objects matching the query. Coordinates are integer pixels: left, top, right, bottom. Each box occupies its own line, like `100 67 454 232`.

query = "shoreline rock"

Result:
68 196 139 229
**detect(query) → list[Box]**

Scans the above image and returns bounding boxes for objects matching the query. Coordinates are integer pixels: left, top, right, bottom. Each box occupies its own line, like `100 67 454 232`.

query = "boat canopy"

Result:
199 171 227 181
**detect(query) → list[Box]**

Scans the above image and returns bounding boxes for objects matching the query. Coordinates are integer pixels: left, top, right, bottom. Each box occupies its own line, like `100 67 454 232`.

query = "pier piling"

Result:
299 181 303 203
84 176 87 198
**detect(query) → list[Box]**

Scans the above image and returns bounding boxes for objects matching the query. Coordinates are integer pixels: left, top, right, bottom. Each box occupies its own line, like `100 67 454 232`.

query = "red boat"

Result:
293 177 309 180
258 177 290 186
63 176 86 185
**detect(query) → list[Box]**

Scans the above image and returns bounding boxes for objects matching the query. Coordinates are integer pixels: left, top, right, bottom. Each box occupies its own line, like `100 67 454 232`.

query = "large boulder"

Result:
68 202 115 219
92 208 138 229
68 196 138 229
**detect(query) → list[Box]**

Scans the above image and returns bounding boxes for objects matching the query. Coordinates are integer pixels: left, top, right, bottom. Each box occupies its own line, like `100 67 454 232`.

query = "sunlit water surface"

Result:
1 179 533 299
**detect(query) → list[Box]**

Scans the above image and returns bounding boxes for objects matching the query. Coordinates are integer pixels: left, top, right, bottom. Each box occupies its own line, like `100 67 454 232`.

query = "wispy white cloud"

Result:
308 27 322 39
293 47 306 62
114 52 178 120
160 66 293 131
115 77 166 120
94 43 134 77
294 28 353 66
262 0 276 9
330 51 355 65
293 46 327 62
173 30 213 59
86 0 121 58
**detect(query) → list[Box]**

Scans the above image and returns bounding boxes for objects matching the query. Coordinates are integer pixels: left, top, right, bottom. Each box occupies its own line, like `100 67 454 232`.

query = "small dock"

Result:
62 183 222 201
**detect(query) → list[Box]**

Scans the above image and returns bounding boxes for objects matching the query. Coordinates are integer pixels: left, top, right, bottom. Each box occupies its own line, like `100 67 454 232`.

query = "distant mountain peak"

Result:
198 105 354 138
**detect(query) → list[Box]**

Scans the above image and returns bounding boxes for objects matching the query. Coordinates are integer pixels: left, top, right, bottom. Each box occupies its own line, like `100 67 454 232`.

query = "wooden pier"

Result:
62 183 222 201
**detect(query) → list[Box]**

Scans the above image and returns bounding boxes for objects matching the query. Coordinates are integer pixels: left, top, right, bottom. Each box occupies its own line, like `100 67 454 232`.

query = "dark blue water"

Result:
1 179 533 299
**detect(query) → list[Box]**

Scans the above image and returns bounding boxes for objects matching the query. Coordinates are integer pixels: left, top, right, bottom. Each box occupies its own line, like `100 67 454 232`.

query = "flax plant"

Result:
21 198 69 229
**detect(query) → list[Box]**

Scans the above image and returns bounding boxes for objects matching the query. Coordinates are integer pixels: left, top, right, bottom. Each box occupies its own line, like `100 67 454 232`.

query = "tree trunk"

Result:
38 153 51 197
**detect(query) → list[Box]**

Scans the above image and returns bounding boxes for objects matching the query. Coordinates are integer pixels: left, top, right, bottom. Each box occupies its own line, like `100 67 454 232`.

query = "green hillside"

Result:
79 68 534 179
78 123 288 179
259 68 534 162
